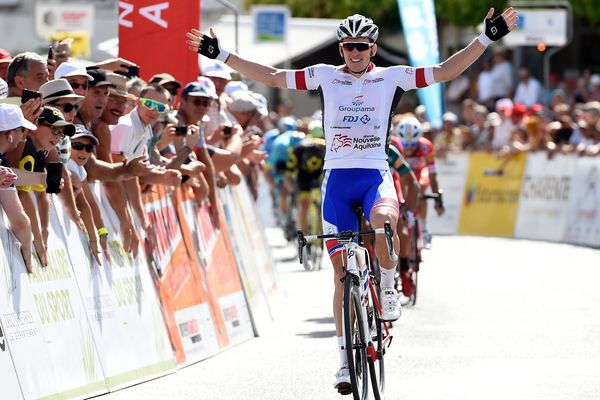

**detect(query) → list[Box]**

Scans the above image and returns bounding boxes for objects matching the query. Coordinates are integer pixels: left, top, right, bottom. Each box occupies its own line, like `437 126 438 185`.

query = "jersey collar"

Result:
341 62 376 75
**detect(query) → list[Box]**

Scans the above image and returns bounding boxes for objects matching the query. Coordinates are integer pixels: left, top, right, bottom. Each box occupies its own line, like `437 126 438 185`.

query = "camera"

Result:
223 125 232 136
175 126 188 136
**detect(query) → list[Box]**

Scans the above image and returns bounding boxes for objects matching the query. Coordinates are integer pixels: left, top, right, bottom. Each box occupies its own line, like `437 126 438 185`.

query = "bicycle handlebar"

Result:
297 222 396 264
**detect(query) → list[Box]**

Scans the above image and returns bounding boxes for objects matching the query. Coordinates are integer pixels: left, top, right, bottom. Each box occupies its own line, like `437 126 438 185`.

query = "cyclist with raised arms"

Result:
187 7 517 392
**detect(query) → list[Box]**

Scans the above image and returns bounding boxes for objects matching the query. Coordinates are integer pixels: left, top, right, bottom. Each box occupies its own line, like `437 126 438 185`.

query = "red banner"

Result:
118 0 200 86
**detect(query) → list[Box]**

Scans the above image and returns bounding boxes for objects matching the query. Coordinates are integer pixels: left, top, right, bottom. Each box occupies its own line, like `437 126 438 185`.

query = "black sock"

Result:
400 257 409 271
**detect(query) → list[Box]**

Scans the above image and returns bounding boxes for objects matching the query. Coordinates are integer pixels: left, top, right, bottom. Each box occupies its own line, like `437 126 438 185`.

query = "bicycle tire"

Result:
343 274 369 400
368 280 385 400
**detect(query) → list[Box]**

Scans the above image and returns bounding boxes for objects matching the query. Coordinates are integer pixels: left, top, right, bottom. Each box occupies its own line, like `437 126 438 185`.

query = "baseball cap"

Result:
0 104 37 131
149 72 182 88
590 74 600 87
54 61 94 80
224 80 248 97
38 106 75 136
0 48 12 64
86 68 114 88
182 81 217 99
252 92 268 117
106 73 132 98
202 60 232 80
229 91 261 113
39 79 84 104
71 125 99 145
442 112 458 124
495 98 514 116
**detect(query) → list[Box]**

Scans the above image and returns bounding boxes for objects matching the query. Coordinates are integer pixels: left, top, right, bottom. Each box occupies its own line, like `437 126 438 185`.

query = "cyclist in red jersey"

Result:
396 116 444 249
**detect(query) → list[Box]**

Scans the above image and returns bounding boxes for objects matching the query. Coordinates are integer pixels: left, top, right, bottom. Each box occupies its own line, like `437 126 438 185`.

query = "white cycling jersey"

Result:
286 63 435 170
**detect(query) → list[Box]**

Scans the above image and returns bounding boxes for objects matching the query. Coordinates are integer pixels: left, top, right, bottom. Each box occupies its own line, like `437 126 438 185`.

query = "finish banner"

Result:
118 0 200 86
458 152 526 237
397 0 443 128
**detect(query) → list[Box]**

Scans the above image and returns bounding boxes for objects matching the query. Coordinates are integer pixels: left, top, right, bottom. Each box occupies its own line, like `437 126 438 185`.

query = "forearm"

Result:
430 173 441 194
86 156 132 181
75 193 97 241
124 177 147 225
82 183 106 230
226 54 287 88
59 169 80 216
13 169 46 186
433 38 486 83
104 181 135 227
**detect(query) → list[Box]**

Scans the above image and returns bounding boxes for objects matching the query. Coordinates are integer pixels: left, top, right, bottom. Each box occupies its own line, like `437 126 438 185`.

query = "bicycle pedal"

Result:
337 383 352 395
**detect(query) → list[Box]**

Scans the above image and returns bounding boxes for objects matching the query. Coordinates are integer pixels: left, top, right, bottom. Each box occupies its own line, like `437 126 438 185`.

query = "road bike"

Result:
398 192 442 306
302 187 323 271
297 211 395 400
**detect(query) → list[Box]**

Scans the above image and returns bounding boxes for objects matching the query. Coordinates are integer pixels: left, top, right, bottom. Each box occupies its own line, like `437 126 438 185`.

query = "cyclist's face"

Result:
340 37 376 74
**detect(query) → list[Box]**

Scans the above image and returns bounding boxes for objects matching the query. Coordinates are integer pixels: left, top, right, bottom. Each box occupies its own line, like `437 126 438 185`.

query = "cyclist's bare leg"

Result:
397 217 408 259
331 253 345 337
279 183 289 216
297 192 310 232
370 207 400 269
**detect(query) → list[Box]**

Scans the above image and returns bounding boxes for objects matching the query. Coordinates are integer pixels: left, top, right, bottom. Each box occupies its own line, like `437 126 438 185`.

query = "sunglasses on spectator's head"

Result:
190 97 211 107
71 142 95 152
140 97 169 114
68 82 89 91
341 42 373 52
53 102 80 113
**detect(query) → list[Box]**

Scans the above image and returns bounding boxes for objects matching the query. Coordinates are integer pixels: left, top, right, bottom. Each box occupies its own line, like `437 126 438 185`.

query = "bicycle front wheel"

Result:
343 274 369 400
368 281 385 399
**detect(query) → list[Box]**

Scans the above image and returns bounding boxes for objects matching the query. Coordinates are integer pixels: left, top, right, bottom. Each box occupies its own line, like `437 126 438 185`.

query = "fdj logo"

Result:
343 115 371 124
0 324 5 352
352 95 364 106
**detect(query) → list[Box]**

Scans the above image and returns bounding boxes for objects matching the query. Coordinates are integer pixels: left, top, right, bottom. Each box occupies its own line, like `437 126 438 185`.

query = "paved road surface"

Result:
99 230 600 400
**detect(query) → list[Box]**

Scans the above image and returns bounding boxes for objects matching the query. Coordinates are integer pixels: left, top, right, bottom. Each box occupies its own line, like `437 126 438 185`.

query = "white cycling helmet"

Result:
336 14 379 42
395 116 423 146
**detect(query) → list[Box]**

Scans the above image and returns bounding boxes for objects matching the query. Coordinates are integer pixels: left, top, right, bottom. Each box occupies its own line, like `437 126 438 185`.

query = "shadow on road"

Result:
305 317 334 324
296 330 336 339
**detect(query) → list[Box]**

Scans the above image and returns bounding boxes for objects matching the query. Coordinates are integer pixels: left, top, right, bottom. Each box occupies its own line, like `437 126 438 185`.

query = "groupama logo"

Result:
352 96 364 106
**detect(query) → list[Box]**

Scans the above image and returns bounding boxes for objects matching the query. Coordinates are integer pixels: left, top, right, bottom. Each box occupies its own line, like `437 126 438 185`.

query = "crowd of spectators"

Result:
434 48 600 159
0 40 270 272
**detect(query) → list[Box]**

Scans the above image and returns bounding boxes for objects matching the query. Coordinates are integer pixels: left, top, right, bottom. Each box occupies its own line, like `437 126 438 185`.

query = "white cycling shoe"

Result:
381 287 402 321
334 365 351 394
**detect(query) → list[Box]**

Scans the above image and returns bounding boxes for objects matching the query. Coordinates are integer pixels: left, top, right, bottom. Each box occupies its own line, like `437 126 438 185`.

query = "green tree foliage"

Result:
568 0 600 24
435 0 508 27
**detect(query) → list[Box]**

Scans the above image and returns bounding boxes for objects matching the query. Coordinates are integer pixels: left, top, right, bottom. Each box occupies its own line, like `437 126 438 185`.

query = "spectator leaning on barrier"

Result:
67 126 109 266
0 104 36 273
176 81 220 209
203 60 234 139
6 106 75 268
3 52 49 105
54 61 94 98
149 72 182 109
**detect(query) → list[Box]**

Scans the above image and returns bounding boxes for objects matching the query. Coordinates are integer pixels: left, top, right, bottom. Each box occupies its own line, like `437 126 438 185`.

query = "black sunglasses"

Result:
71 142 95 152
191 98 211 107
68 82 89 90
54 102 80 113
341 42 373 52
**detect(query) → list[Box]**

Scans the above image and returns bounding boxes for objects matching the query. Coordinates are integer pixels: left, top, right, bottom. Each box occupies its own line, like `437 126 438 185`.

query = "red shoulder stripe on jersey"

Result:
295 70 307 90
416 68 427 88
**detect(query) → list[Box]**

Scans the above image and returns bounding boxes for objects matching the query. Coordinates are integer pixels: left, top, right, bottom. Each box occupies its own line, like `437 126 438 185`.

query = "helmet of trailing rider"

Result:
395 116 423 147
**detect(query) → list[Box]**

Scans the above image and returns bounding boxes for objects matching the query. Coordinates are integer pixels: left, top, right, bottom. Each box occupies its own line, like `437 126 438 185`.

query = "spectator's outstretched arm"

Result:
433 8 518 83
187 28 288 88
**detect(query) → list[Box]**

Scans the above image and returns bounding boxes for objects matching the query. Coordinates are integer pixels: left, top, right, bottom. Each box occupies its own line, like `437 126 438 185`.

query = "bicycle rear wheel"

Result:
343 274 369 400
368 281 385 400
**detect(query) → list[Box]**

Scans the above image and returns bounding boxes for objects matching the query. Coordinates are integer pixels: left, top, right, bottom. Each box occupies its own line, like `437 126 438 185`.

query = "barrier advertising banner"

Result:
143 186 221 364
0 225 26 400
514 153 577 242
57 195 176 391
0 201 107 400
428 153 469 235
458 152 526 237
563 157 600 247
176 188 254 349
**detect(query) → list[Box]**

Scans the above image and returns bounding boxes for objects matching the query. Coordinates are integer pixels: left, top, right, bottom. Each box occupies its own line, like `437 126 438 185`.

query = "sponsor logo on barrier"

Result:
522 175 571 201
223 305 240 328
464 184 520 205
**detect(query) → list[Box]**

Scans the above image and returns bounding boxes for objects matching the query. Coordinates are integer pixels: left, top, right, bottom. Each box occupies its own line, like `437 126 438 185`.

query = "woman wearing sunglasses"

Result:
188 7 518 392
67 126 110 266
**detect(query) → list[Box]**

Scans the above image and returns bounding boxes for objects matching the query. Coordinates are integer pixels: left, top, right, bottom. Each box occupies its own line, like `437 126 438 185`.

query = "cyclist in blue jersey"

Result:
187 7 518 392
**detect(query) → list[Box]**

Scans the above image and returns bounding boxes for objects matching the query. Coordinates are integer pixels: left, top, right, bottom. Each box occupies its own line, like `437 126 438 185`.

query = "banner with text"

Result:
458 152 526 237
429 153 469 235
118 0 200 86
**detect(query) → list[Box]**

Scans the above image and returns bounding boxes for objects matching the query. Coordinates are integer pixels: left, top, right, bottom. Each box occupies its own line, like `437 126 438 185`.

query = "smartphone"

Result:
47 46 55 60
223 125 232 136
175 126 188 136
21 89 41 104
127 65 139 78
46 162 63 194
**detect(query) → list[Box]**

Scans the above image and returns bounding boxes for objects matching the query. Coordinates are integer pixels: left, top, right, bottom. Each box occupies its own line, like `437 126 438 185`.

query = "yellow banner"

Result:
458 152 527 236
